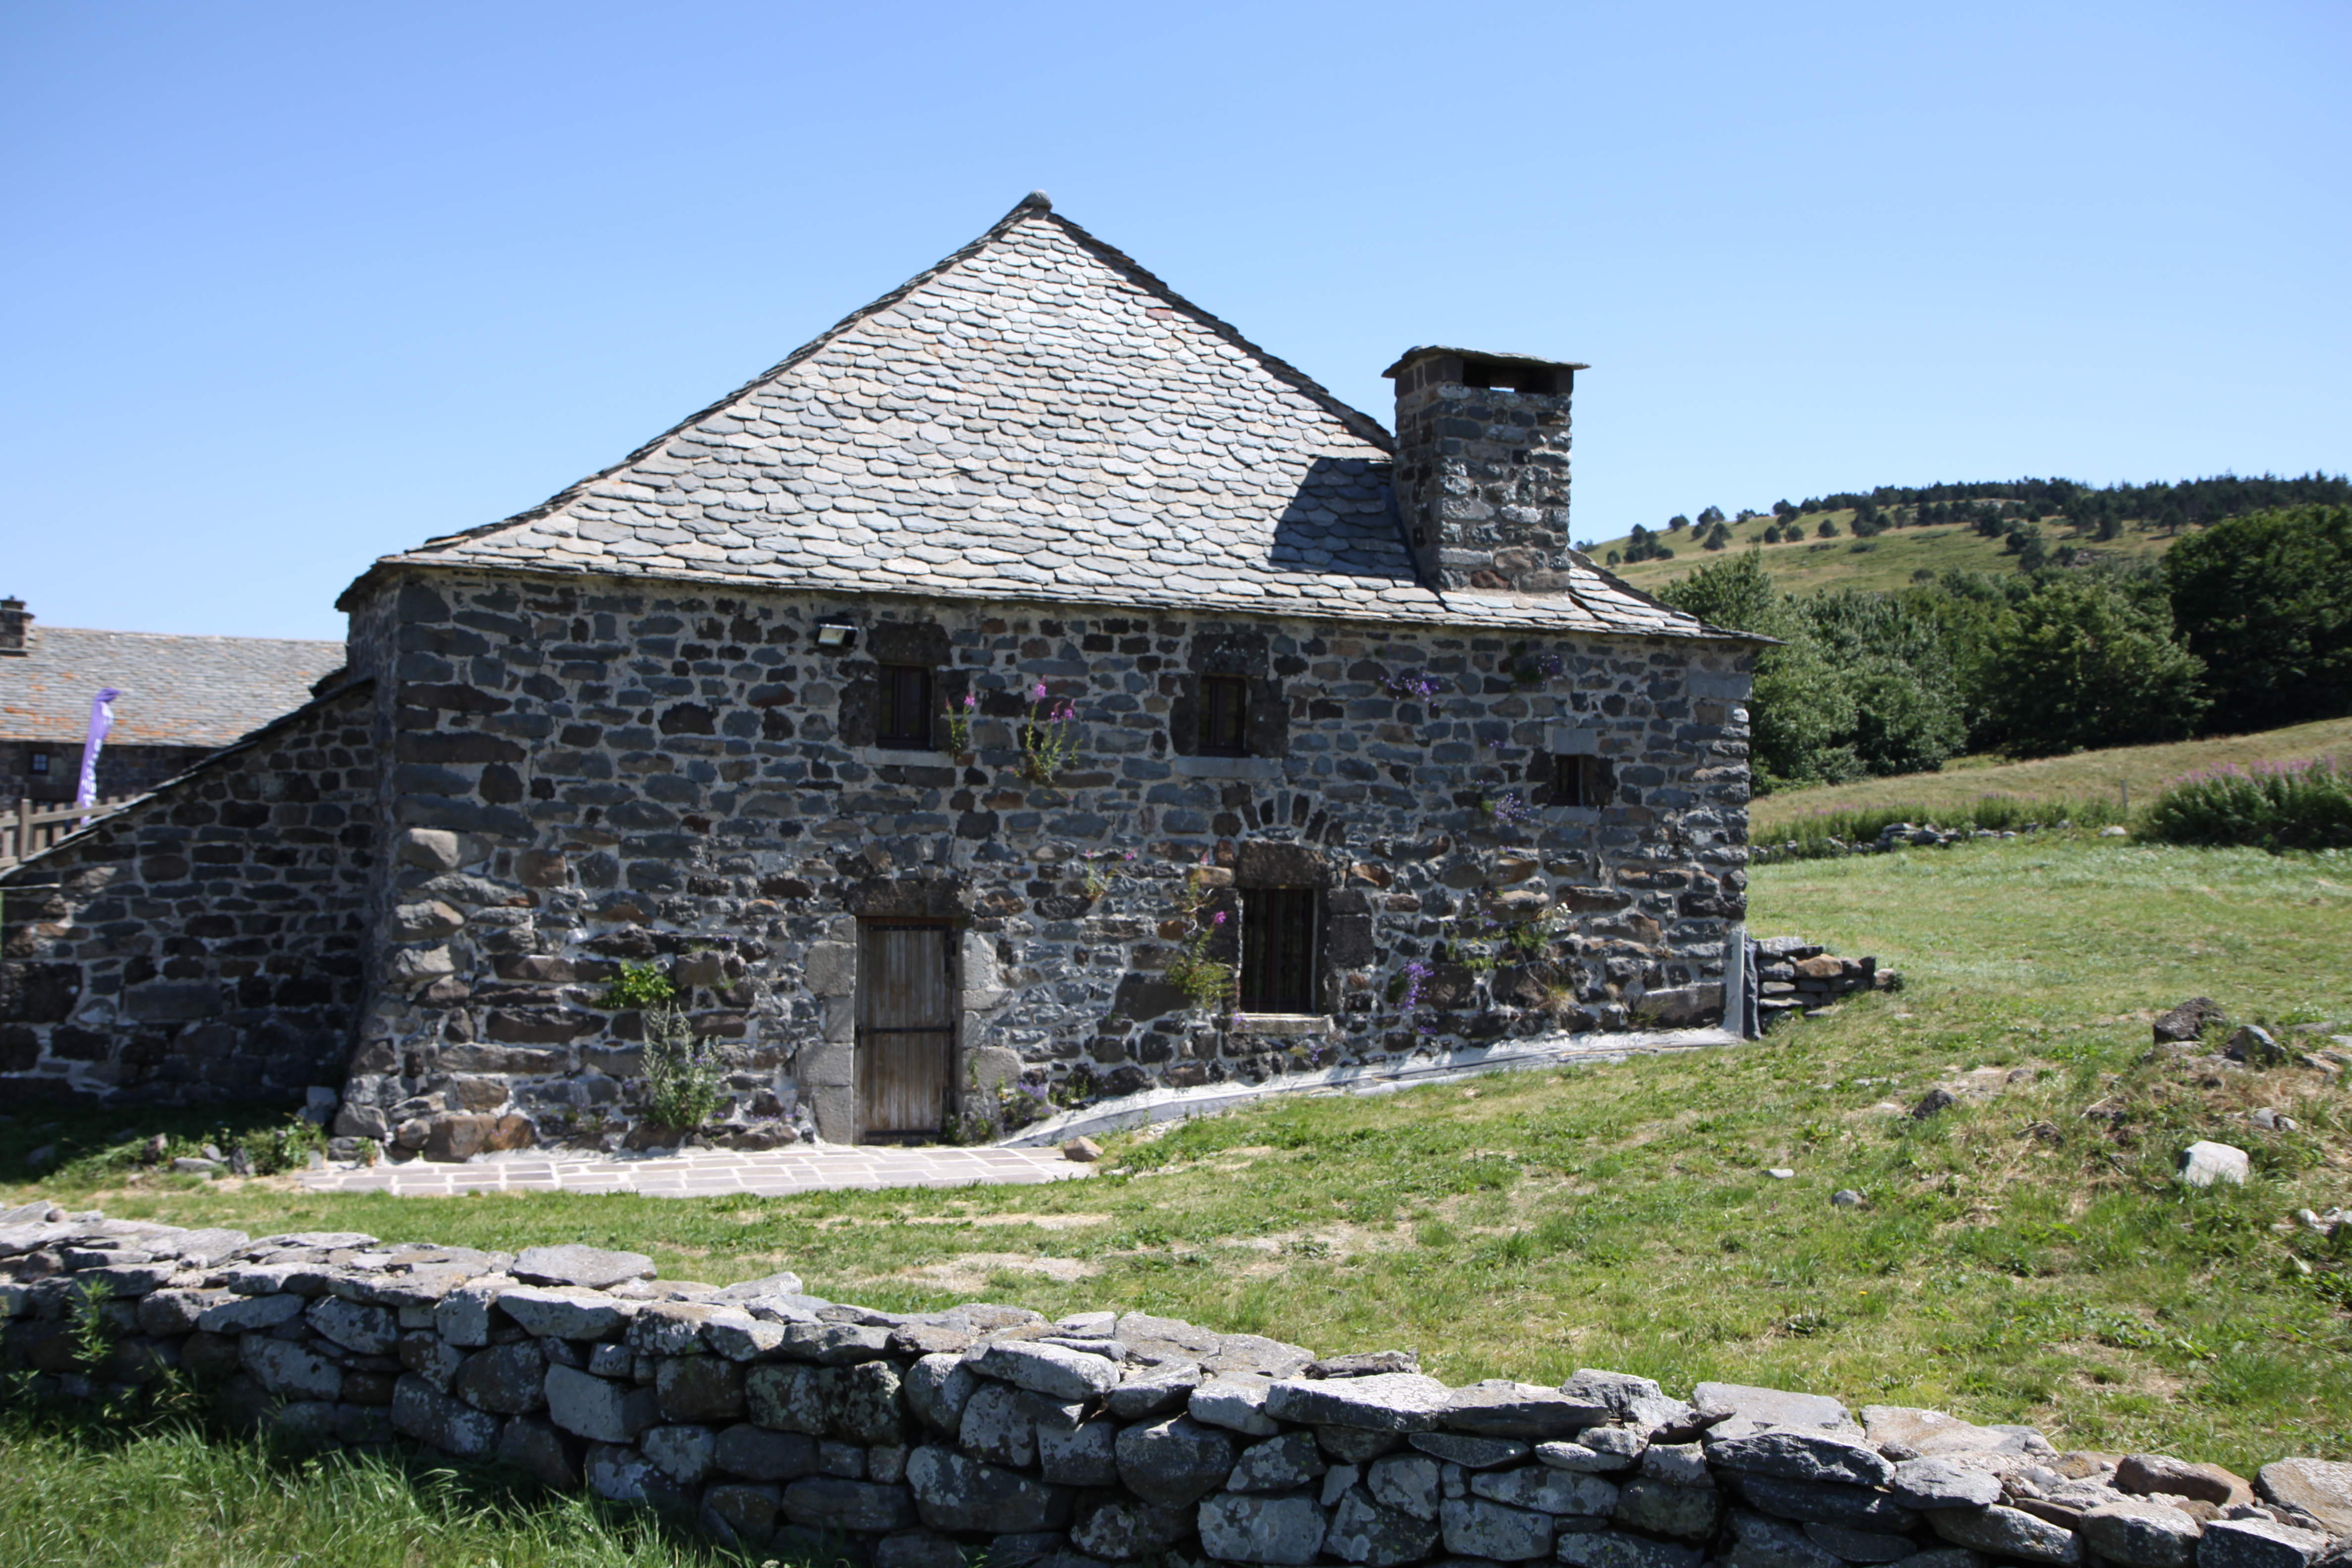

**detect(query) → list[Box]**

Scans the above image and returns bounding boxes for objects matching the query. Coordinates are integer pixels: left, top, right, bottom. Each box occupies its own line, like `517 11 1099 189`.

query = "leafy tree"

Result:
1697 505 1727 526
1815 518 1840 539
2165 504 2352 729
1703 522 1732 551
1974 575 2207 755
1771 499 1797 519
1666 514 1690 533
1762 522 1784 544
1800 590 1967 775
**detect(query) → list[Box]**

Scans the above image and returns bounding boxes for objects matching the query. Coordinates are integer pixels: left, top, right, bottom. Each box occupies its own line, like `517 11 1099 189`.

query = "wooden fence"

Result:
1 794 140 872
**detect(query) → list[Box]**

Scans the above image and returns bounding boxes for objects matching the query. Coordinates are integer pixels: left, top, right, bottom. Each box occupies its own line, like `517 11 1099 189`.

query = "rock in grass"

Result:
2154 998 2226 1044
2177 1142 2251 1187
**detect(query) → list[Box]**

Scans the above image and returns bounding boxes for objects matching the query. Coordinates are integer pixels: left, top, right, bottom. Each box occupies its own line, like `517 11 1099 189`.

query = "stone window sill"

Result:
1227 1013 1336 1036
846 744 952 767
1171 754 1284 780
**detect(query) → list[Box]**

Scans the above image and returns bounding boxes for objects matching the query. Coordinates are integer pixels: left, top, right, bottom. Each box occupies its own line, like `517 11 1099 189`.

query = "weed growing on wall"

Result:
1019 682 1080 784
598 963 677 1012
639 1003 724 1134
1162 865 1235 1013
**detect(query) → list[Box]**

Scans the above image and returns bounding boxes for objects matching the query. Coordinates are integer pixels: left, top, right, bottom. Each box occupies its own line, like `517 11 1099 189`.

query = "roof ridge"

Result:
343 195 1396 610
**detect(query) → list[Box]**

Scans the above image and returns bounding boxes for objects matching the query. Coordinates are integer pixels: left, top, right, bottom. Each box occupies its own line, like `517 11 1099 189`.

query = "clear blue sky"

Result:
4 1 2345 639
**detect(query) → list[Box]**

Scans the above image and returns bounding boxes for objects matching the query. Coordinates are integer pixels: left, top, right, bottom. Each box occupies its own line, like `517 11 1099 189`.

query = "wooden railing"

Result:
1 794 140 872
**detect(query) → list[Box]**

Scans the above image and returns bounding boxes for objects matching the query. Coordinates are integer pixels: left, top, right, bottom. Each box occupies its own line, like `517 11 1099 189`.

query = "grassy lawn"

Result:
1593 511 2176 597
6 837 2351 1490
0 1411 761 1568
1751 716 2352 838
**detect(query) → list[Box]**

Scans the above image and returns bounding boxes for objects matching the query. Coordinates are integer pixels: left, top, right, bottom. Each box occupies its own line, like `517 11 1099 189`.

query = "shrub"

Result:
2144 757 2352 851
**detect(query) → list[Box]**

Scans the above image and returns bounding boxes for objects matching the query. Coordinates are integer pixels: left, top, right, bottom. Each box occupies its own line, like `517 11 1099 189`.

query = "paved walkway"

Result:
297 1144 1094 1199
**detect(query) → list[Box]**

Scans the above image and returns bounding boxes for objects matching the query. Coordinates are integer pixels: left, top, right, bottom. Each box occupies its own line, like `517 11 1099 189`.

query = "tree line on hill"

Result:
1655 505 2352 790
1599 472 2352 566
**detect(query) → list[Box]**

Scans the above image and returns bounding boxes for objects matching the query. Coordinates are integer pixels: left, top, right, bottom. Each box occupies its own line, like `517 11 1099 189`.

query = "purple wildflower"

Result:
1031 681 1049 702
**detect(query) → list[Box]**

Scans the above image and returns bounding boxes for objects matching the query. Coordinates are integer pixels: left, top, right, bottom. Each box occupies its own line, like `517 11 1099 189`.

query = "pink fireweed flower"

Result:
1211 910 1227 925
962 693 978 709
1032 681 1049 702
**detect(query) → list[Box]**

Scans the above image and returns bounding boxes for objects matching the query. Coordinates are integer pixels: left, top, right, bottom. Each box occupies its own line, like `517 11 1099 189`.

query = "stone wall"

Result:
0 684 379 1103
336 568 1753 1153
4 1204 2344 1568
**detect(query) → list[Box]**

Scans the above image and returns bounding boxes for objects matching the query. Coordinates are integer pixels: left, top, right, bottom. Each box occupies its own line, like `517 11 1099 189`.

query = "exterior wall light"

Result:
813 621 856 650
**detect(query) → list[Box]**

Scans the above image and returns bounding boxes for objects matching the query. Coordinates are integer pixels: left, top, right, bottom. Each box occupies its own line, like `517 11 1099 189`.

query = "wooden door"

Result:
856 921 954 1141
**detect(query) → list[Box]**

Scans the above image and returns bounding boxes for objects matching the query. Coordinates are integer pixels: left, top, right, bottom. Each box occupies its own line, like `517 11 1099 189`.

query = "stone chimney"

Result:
0 598 27 656
1385 347 1587 592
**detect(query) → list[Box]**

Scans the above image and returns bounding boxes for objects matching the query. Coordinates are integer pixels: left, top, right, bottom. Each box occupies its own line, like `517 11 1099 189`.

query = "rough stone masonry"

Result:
5 1204 2347 1568
0 193 1762 1149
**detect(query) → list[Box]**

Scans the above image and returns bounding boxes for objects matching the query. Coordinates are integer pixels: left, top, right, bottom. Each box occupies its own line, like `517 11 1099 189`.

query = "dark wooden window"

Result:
1199 675 1249 756
28 752 49 775
1551 753 1614 808
1240 887 1318 1014
877 663 934 750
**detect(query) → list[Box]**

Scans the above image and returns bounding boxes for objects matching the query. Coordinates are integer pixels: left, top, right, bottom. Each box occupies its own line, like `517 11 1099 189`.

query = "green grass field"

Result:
7 836 2350 1517
1589 511 2177 597
1751 716 2352 838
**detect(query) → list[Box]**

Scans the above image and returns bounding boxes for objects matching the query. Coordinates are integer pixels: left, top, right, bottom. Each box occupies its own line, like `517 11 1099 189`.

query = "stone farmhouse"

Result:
0 596 344 803
0 194 1759 1151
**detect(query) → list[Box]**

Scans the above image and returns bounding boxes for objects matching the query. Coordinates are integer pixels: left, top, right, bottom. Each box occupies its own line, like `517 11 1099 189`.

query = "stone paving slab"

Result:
298 1144 1094 1199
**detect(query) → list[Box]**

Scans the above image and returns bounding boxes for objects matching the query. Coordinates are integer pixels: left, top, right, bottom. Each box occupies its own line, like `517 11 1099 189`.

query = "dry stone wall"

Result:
339 569 1753 1153
5 1204 2346 1568
0 684 379 1103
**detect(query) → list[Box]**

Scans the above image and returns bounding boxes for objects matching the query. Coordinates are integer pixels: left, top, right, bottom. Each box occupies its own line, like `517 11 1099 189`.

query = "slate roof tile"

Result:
354 196 1726 642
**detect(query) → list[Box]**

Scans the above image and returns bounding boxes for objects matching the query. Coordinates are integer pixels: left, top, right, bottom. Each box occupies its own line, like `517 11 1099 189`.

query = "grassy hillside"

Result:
9 835 2351 1479
1752 715 2352 837
1593 509 2174 596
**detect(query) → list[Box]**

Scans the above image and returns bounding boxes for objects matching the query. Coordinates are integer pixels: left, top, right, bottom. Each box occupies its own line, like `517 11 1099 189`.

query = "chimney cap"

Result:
1382 345 1589 380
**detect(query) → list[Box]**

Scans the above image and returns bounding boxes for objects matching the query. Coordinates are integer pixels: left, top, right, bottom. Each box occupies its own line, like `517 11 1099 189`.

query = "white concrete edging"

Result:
1000 1024 1747 1147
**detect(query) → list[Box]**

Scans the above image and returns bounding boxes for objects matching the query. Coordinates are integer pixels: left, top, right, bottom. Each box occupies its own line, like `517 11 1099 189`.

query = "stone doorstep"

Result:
1002 1023 1744 1147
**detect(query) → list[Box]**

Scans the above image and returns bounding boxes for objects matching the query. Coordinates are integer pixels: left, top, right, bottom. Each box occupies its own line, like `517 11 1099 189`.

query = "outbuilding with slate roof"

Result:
0 597 344 802
1 194 1759 1144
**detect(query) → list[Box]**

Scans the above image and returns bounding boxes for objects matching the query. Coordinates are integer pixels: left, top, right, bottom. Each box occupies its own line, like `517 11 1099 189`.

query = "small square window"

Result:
1551 753 1614 808
29 752 50 775
1199 675 1249 756
1240 887 1318 1014
877 664 935 750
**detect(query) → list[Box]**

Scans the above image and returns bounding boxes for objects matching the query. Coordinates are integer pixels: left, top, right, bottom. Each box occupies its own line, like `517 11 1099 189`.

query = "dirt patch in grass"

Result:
897 1252 1102 1294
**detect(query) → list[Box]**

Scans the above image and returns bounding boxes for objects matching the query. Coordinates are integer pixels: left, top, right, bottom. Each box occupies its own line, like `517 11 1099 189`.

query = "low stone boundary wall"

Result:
4 1204 2346 1568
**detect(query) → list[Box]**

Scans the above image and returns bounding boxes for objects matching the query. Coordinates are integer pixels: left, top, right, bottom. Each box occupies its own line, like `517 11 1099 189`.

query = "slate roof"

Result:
354 195 1724 641
0 624 346 748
